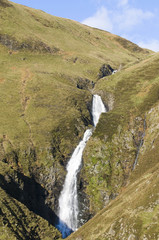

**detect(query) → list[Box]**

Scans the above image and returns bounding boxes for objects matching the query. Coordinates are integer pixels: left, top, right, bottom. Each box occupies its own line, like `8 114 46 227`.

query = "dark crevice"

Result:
133 115 147 170
0 172 59 226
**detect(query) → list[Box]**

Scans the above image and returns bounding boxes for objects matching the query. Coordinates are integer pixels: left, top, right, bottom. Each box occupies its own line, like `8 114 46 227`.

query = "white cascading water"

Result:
56 94 106 238
92 94 106 127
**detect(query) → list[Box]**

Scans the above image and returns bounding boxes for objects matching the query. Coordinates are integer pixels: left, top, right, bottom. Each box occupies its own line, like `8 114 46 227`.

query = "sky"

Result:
11 0 159 52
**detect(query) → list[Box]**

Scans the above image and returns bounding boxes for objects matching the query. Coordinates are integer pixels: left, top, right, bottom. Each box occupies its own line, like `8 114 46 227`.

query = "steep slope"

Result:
68 53 159 239
68 163 159 240
0 0 157 239
80 53 159 213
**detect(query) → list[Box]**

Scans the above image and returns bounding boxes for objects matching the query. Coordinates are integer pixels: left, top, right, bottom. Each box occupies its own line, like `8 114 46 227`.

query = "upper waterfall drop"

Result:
92 94 107 127
56 94 106 238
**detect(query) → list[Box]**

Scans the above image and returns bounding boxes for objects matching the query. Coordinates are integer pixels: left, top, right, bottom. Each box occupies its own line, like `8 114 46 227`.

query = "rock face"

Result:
78 177 93 226
98 64 114 79
79 116 146 216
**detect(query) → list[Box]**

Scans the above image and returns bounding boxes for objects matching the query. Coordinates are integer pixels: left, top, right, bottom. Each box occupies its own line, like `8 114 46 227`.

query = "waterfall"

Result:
92 94 106 127
56 94 106 238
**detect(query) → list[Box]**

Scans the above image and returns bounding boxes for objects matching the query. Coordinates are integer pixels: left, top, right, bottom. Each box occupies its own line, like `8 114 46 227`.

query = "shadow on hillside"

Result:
0 172 71 232
0 172 59 225
0 197 41 240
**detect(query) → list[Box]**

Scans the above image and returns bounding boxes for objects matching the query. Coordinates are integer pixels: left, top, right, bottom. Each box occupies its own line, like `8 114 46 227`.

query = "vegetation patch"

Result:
0 0 12 8
115 36 150 53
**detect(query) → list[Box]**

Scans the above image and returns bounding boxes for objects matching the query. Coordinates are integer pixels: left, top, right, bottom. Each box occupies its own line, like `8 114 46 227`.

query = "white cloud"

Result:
118 0 128 7
82 6 113 32
115 8 154 31
138 40 159 52
82 4 154 34
81 1 158 54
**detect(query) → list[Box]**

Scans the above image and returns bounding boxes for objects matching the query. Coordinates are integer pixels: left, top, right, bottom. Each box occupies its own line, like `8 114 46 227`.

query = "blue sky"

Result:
11 0 159 51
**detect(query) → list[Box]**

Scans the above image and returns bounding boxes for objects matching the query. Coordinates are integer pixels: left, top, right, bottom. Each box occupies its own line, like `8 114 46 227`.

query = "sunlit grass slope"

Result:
0 0 152 172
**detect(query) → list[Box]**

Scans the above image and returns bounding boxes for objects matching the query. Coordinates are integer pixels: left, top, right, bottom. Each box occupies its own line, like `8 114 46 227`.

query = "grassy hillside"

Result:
0 0 158 239
68 53 159 239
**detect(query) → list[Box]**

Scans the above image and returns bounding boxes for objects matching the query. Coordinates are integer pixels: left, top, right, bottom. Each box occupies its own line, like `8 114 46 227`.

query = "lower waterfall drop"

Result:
56 94 106 238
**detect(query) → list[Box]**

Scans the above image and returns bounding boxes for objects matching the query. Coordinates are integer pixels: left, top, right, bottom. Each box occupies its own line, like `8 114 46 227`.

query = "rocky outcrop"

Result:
98 64 114 79
0 34 59 53
77 78 95 90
